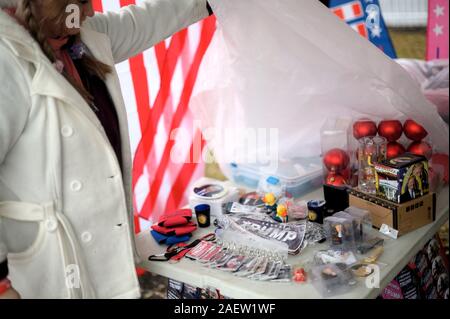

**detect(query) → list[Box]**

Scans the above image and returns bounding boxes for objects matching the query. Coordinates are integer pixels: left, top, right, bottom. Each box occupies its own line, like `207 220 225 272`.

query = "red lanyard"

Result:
149 233 216 263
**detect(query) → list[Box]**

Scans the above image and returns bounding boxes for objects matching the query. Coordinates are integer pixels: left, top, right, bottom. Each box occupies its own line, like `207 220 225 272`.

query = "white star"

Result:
370 25 382 38
434 5 445 17
433 24 444 36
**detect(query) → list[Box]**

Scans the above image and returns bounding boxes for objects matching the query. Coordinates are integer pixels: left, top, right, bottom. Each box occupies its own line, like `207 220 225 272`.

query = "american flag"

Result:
92 0 216 232
427 0 449 60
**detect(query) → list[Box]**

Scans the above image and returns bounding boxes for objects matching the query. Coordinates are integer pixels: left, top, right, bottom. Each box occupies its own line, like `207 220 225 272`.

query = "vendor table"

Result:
136 186 449 299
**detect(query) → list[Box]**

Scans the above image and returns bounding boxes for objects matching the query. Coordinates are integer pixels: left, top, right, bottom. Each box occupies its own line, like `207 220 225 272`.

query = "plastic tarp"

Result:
190 0 449 173
396 59 449 124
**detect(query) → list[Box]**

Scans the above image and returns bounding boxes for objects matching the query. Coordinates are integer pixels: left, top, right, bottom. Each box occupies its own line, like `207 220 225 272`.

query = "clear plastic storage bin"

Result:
228 157 323 198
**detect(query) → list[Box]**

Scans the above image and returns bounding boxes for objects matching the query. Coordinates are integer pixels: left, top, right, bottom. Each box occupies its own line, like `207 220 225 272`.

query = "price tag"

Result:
379 224 398 239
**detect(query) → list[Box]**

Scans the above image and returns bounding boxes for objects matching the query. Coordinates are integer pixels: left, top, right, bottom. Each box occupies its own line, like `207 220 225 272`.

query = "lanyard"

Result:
148 233 216 263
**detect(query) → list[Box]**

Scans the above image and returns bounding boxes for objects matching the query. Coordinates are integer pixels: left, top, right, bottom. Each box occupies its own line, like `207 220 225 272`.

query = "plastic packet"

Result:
304 221 327 245
281 198 308 221
333 211 362 243
217 254 247 272
314 250 358 266
271 264 292 282
323 216 356 251
344 206 373 241
311 263 356 298
186 241 217 260
258 176 285 199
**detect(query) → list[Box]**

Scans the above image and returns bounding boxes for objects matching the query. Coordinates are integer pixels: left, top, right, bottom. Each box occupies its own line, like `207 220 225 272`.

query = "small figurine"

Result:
293 268 307 283
321 267 338 279
272 204 288 223
262 193 278 215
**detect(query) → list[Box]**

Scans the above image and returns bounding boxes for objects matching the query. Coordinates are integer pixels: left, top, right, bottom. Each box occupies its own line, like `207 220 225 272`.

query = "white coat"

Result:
0 0 209 299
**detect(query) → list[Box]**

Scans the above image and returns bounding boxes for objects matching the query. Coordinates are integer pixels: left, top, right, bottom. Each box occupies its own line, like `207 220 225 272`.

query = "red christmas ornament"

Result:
326 172 347 187
386 142 406 159
353 120 378 140
407 141 433 159
323 149 350 172
403 119 428 141
378 120 403 142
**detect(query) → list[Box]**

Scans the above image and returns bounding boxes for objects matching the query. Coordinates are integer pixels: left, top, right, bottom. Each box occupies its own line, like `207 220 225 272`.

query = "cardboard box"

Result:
348 189 436 236
374 153 429 204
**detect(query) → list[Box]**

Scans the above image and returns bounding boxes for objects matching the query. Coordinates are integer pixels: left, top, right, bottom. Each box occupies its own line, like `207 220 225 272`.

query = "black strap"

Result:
148 238 202 262
0 260 8 281
207 2 213 16
148 233 216 262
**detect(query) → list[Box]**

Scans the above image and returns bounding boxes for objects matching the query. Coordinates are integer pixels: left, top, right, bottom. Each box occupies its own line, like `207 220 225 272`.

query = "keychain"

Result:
218 254 247 272
234 255 259 277
271 264 292 282
185 240 216 260
198 244 223 263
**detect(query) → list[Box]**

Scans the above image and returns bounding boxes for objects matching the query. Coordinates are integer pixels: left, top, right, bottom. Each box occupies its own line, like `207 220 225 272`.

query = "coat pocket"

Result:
6 221 46 263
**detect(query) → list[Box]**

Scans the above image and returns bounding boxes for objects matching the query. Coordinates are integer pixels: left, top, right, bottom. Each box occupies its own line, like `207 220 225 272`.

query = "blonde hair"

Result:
16 0 112 103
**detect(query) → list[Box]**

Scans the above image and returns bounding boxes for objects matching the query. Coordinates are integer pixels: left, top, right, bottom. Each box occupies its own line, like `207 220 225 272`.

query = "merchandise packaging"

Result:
313 250 357 266
374 153 430 203
215 215 307 255
304 221 327 245
311 263 357 298
190 0 449 179
357 136 387 194
344 206 373 242
323 216 356 252
189 178 240 217
332 211 362 242
185 226 291 282
321 118 352 187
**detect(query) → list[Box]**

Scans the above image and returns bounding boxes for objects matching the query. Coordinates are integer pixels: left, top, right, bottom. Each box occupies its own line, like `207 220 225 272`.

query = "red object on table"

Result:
293 268 307 283
386 142 406 159
353 120 378 139
378 120 403 142
323 148 350 172
403 119 428 141
326 172 347 187
407 141 433 159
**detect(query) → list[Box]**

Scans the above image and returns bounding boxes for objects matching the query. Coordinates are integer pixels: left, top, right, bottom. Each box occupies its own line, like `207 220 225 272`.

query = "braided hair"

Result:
16 0 112 104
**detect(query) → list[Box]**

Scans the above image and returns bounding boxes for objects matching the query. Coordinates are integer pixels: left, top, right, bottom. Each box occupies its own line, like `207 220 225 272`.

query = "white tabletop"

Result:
136 186 449 299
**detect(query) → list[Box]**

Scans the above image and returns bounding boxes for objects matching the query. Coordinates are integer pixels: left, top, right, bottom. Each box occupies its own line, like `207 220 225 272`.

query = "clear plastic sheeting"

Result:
190 0 449 173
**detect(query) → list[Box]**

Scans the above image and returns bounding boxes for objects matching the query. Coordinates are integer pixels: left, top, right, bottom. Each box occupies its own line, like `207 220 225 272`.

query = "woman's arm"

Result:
84 0 212 64
0 42 30 299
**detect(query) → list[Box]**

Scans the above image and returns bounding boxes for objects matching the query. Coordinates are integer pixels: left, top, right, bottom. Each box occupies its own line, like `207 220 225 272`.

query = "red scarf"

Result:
47 37 84 87
3 7 84 88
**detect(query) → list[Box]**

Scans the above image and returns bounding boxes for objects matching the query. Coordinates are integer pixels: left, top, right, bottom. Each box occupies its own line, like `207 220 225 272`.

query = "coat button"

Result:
61 125 74 137
70 180 83 192
45 217 58 232
81 232 93 243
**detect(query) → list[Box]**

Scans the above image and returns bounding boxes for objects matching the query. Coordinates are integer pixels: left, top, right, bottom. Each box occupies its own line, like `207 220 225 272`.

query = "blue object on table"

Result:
150 230 191 245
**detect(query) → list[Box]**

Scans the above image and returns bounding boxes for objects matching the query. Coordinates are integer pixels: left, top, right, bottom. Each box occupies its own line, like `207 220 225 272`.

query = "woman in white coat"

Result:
0 0 212 299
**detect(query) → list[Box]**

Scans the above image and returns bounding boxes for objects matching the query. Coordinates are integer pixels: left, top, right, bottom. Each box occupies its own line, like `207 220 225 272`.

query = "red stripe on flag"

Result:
139 17 216 219
92 0 103 12
129 55 152 132
333 8 344 20
117 0 151 232
352 3 362 17
357 23 368 38
132 31 188 191
164 130 206 213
